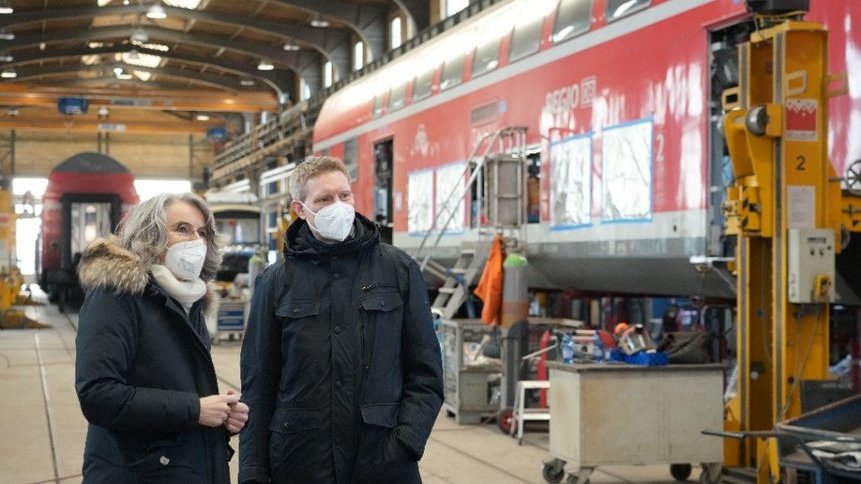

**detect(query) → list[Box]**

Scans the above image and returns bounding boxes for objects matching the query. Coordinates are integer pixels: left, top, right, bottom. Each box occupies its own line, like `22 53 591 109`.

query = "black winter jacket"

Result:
75 237 232 484
238 213 443 484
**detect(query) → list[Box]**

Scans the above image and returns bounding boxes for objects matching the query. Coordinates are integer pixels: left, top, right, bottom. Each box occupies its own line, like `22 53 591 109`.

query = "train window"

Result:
344 138 359 179
71 202 112 261
413 70 434 101
389 83 407 111
553 0 593 44
472 37 501 78
372 94 384 118
509 14 542 62
439 53 465 91
606 0 649 21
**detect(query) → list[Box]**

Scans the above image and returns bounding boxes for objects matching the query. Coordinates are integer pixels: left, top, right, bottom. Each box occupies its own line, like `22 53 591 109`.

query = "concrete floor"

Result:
0 291 708 483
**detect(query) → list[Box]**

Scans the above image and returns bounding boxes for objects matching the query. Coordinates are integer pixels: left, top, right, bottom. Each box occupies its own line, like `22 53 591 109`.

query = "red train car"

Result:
312 0 861 299
39 152 139 311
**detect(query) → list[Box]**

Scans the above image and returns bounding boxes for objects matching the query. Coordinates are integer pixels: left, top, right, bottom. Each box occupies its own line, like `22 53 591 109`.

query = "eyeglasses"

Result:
171 222 209 240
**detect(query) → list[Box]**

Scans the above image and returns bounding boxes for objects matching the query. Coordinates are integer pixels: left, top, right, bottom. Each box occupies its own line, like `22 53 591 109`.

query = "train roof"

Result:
52 152 131 174
315 0 548 141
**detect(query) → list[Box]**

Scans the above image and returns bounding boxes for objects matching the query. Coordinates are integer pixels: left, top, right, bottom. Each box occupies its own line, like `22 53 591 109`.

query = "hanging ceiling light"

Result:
0 53 12 62
257 60 274 71
146 4 167 19
239 79 255 86
0 1 13 15
0 30 14 41
310 15 329 28
131 29 149 43
283 41 300 51
164 0 202 8
195 113 210 121
1 67 17 79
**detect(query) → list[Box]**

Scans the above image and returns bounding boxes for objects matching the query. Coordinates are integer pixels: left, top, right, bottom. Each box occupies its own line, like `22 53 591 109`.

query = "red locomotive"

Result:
38 152 139 312
312 0 861 300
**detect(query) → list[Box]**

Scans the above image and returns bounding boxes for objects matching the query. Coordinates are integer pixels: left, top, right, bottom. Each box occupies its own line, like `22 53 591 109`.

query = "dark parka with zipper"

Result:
238 213 444 484
75 237 232 484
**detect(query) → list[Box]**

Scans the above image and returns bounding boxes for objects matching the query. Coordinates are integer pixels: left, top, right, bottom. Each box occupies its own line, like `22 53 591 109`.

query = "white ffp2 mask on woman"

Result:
164 238 207 281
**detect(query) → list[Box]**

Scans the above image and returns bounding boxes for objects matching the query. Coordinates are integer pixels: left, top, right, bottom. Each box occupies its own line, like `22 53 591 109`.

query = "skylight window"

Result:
131 40 170 52
81 55 101 65
118 52 163 68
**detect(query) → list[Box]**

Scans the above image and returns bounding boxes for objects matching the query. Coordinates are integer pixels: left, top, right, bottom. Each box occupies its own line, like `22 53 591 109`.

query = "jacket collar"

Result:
284 211 380 260
78 236 219 322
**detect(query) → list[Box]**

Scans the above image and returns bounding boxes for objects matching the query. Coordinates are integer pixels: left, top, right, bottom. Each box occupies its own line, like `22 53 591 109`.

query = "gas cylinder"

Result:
501 252 528 328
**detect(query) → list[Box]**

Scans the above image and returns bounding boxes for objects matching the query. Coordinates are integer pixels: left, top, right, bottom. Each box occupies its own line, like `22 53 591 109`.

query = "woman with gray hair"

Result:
74 192 249 484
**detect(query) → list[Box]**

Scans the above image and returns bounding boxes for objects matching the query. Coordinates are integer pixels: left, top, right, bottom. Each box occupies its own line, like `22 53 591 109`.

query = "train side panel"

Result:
313 0 861 297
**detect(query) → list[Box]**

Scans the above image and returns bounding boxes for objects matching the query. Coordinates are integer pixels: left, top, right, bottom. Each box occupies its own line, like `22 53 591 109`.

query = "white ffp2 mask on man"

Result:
164 238 207 281
302 200 355 242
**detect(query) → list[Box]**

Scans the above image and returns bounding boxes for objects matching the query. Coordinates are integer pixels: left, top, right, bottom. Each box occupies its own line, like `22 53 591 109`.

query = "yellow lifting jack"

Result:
720 4 861 483
0 187 45 329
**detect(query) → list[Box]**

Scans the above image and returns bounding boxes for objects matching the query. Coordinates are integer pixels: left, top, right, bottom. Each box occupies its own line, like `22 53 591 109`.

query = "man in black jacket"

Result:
239 156 443 484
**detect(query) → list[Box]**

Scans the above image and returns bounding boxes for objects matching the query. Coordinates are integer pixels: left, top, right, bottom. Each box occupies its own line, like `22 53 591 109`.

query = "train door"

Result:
526 152 541 223
60 193 121 310
373 139 394 244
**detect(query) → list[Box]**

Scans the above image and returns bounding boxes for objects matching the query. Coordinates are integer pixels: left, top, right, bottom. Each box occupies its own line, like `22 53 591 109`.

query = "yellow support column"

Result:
722 18 835 482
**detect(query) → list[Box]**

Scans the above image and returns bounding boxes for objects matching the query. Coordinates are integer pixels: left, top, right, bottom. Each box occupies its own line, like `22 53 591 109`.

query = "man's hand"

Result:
224 389 249 434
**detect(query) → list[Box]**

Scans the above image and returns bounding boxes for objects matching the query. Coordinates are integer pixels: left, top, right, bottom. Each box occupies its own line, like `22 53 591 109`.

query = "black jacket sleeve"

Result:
238 263 284 483
394 257 444 459
75 288 200 433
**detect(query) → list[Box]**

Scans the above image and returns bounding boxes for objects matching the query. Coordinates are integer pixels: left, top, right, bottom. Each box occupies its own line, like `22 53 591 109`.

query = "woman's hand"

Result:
199 393 240 427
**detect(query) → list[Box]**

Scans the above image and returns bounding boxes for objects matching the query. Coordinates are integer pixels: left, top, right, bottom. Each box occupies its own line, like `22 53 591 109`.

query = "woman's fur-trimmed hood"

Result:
78 236 219 320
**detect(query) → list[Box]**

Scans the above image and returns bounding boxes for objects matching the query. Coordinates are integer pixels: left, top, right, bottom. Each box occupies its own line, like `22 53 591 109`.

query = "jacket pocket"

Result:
354 404 417 483
360 403 399 428
268 407 322 434
358 291 403 370
268 408 322 481
127 437 201 484
275 300 320 320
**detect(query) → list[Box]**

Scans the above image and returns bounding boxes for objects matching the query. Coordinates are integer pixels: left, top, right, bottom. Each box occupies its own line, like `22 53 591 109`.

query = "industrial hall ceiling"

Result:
0 0 434 135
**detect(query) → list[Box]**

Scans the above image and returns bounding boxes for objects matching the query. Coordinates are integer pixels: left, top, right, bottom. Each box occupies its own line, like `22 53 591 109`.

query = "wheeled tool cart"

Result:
440 318 501 424
542 362 725 484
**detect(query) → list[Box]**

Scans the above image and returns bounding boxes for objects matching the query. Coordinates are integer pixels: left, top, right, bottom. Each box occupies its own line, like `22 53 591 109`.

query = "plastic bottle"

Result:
592 332 604 363
562 333 574 364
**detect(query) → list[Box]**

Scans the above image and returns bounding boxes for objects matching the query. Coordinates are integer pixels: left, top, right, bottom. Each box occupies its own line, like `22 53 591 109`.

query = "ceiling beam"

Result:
393 0 431 32
3 44 292 98
12 63 254 95
0 84 279 112
270 0 387 66
8 25 305 76
0 116 213 135
0 4 354 88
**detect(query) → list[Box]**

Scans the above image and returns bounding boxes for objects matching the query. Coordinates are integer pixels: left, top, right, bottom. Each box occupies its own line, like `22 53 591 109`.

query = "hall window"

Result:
323 60 333 88
353 41 364 71
391 16 402 49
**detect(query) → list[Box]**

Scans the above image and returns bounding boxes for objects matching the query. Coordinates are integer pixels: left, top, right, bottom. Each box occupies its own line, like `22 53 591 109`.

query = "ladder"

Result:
416 126 528 320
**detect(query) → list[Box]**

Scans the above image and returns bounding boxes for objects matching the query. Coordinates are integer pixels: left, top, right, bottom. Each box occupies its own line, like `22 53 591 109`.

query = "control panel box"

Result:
788 228 835 303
